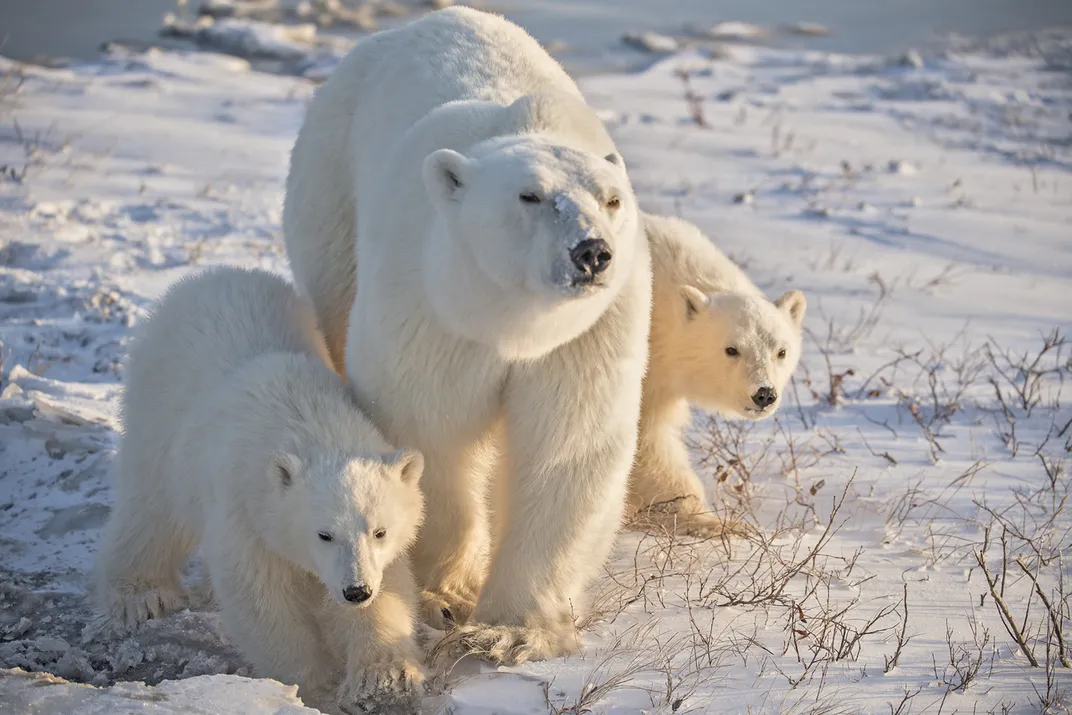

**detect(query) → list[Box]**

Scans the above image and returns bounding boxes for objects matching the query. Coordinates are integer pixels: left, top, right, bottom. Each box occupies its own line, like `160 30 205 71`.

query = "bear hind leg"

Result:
627 417 748 539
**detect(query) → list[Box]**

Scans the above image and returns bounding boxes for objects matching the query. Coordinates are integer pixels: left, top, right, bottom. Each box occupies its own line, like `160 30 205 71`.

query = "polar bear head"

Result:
672 289 806 419
268 448 425 606
421 134 641 359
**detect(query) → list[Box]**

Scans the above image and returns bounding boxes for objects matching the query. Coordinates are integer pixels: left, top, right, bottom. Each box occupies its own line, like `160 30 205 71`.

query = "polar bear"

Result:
283 8 652 664
628 214 806 537
95 267 427 715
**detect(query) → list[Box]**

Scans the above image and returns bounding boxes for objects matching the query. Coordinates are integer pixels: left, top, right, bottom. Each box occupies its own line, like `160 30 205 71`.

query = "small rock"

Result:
733 191 755 205
898 50 924 69
888 159 917 175
622 31 679 54
787 22 830 37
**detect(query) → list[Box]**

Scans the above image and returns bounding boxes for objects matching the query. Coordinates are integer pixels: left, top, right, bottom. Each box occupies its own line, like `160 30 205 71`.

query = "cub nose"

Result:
752 386 777 408
570 239 613 277
343 585 372 604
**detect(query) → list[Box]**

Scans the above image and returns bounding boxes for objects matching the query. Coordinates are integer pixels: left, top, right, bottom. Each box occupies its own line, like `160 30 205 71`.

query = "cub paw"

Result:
98 583 186 632
419 589 475 631
676 512 753 539
337 658 425 715
631 499 753 540
432 622 579 667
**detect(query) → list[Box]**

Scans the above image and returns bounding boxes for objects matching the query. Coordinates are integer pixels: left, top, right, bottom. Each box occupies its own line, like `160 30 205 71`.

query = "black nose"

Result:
570 239 613 277
752 387 777 408
343 585 372 603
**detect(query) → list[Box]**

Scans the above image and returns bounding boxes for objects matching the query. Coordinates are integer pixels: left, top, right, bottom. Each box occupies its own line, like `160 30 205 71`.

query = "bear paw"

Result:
676 512 754 539
99 584 186 631
337 658 424 715
432 622 579 667
633 506 753 540
419 589 475 631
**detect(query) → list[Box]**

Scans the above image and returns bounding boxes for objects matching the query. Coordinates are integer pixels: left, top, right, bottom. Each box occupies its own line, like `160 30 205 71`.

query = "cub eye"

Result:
318 532 333 542
373 529 387 539
519 192 541 204
777 348 787 360
725 347 740 357
605 196 621 210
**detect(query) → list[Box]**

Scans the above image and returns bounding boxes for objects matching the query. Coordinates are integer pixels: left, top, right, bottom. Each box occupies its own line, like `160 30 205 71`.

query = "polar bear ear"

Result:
385 448 424 486
604 152 624 168
271 452 303 489
774 290 807 328
681 285 709 320
422 149 470 206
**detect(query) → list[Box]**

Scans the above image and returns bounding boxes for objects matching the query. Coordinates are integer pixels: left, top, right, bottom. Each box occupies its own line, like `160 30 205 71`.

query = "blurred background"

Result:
3 0 1072 75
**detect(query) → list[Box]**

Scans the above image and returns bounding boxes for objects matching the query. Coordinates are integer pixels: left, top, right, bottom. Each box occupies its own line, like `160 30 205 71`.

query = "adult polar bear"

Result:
284 8 652 664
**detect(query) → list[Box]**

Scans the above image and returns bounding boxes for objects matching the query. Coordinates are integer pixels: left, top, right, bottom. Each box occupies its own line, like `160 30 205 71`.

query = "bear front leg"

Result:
206 534 337 704
627 400 743 539
442 300 650 666
325 559 426 715
409 440 495 631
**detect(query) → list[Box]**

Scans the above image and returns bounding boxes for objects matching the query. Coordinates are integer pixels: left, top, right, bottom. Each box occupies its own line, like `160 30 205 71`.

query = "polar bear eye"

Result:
725 347 740 357
519 192 541 204
318 532 333 543
777 348 787 360
605 196 621 210
373 529 387 539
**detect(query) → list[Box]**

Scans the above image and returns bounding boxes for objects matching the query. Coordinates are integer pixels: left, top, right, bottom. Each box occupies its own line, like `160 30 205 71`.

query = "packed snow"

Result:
1 16 1070 715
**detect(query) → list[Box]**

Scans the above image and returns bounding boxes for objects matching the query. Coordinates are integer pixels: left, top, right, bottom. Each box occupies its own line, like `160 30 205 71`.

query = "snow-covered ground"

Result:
1 18 1070 715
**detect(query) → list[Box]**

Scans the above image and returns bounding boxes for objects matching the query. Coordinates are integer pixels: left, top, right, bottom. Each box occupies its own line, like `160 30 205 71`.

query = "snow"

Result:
0 667 318 713
695 21 771 42
2 18 1071 715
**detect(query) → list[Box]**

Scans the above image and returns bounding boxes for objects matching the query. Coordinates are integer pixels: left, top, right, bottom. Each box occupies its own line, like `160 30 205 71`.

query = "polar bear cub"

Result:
95 267 426 714
629 215 807 537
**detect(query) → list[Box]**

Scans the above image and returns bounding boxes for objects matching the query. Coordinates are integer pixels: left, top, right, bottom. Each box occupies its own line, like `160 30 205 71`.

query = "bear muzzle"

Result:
569 238 613 281
342 584 373 604
751 386 777 409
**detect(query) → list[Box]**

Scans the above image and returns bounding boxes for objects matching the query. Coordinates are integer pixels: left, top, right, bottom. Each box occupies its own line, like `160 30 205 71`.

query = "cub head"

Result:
420 135 640 358
674 288 806 419
266 448 425 607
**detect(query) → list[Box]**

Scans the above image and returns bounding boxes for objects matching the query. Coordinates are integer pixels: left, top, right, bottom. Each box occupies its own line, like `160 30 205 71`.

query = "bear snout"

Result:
343 584 373 604
751 386 777 409
569 238 613 279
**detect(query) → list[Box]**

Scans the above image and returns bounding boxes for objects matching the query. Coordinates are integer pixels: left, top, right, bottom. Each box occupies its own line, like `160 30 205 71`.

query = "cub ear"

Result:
271 452 303 489
681 285 709 320
384 448 424 486
422 149 470 206
604 152 624 168
774 290 807 328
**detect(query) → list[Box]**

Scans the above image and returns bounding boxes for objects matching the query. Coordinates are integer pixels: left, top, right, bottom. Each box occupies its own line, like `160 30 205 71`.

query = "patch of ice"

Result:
197 19 318 61
0 668 318 714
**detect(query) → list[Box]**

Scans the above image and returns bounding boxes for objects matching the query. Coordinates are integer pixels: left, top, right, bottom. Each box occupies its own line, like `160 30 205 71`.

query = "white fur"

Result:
283 8 651 663
95 267 427 714
628 214 807 537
